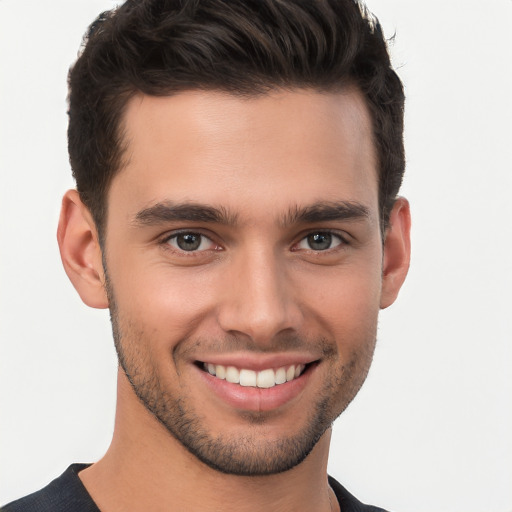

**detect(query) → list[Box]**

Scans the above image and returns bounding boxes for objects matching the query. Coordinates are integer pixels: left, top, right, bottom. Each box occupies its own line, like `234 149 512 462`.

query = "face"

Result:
103 89 385 475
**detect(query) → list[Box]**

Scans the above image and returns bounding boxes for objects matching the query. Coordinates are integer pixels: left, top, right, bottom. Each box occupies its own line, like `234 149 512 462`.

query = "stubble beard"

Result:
105 277 376 476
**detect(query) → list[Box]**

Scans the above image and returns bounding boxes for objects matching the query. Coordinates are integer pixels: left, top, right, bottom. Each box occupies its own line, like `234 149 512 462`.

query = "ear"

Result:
380 197 411 309
57 189 109 309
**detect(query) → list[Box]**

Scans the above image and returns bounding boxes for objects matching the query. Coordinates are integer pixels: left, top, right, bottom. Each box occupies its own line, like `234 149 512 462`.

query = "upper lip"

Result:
194 352 320 371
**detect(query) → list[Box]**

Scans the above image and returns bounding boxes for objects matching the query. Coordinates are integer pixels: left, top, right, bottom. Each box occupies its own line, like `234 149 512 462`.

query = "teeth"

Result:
225 366 240 384
240 369 257 387
204 363 307 388
275 367 286 385
257 368 276 388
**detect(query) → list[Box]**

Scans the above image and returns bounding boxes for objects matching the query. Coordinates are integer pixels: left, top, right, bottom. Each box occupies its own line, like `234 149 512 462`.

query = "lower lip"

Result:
196 365 315 412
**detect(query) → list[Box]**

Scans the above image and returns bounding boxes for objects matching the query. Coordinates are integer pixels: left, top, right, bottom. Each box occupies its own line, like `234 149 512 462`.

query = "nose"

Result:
217 247 303 345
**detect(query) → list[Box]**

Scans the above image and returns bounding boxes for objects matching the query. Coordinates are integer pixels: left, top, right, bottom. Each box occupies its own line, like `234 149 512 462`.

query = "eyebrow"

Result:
280 201 371 226
134 202 238 226
133 200 370 228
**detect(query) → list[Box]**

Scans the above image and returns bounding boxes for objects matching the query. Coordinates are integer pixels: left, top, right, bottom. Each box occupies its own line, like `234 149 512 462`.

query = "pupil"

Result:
177 233 201 251
308 233 331 250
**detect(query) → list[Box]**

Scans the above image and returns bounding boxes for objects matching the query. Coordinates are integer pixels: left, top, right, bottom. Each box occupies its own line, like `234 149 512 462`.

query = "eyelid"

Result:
160 229 221 253
292 229 350 251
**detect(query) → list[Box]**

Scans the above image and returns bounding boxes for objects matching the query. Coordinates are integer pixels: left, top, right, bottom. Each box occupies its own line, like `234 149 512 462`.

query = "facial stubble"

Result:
105 272 377 476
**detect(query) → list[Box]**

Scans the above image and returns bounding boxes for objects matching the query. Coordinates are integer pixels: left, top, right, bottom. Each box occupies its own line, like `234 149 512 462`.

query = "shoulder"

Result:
2 464 99 512
329 475 391 512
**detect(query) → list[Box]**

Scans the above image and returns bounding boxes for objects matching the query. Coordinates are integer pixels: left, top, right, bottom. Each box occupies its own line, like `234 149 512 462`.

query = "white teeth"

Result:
275 367 286 385
225 366 240 384
257 369 276 388
239 369 257 387
204 363 307 388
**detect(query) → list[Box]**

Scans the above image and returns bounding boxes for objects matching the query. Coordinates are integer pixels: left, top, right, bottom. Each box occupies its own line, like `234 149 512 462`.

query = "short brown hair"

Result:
68 0 405 239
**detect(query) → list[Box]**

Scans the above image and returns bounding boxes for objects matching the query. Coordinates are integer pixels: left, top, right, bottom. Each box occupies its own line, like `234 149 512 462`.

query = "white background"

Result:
1 1 511 511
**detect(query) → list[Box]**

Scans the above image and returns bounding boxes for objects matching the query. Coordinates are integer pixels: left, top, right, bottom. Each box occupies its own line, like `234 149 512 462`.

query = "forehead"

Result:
110 88 378 225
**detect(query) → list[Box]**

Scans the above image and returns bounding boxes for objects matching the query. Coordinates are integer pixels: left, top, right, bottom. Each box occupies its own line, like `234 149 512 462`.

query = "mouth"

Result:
197 361 312 389
194 357 319 412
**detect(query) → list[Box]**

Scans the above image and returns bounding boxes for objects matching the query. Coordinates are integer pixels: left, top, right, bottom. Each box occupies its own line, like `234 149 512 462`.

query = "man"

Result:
3 0 410 510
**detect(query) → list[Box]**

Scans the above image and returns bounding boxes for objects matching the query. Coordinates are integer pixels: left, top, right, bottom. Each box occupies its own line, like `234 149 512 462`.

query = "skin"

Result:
58 88 411 512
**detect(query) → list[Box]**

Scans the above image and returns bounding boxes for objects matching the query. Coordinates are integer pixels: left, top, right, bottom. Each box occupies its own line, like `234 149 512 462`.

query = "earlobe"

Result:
380 197 411 309
57 189 109 309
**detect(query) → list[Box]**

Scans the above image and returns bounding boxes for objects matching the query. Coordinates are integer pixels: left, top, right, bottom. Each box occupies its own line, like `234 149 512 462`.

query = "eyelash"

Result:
160 230 220 255
159 229 350 255
293 230 349 252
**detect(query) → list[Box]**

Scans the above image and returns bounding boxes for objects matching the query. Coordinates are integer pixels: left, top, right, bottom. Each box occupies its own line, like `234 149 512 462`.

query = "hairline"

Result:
94 82 388 248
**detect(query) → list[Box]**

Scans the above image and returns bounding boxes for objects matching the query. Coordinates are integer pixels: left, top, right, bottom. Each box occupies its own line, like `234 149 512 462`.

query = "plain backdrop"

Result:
1 1 511 511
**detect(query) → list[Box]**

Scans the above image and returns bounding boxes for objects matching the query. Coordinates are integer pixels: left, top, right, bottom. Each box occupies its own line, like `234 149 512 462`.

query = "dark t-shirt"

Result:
2 464 389 511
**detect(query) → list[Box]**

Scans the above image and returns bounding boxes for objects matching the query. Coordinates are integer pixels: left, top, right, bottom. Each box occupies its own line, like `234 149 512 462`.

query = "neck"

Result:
79 370 337 512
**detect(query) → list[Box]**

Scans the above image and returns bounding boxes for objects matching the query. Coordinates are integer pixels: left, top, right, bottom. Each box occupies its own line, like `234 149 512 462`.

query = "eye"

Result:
165 232 217 252
296 232 344 251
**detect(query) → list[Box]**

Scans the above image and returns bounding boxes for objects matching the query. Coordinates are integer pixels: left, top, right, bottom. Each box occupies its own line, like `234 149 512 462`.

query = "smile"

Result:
201 362 307 388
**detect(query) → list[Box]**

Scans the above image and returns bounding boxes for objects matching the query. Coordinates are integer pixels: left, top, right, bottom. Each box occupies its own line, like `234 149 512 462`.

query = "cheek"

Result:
298 262 382 343
107 240 383 351
109 259 220 342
